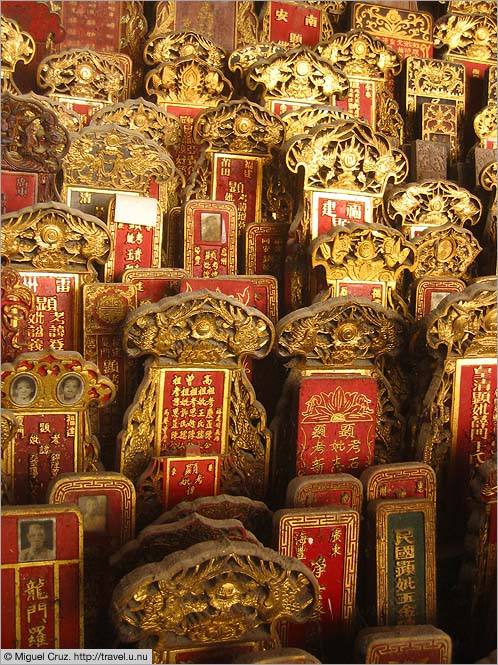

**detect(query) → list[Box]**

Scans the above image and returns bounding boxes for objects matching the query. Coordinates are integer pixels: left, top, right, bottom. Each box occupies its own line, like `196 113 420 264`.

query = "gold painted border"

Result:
277 508 359 627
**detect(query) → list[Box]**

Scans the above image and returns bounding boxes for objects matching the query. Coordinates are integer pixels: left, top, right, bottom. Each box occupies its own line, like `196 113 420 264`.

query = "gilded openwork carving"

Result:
37 49 132 102
385 180 482 230
285 119 408 197
144 29 226 68
246 46 349 106
193 99 285 156
1 202 112 272
1 15 35 94
316 29 402 79
90 98 183 149
111 540 319 662
433 13 497 63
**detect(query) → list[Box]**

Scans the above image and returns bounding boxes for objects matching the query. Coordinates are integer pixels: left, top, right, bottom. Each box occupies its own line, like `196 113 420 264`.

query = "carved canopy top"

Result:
228 43 287 78
1 348 116 411
110 513 261 579
285 119 408 196
143 29 226 68
385 179 482 228
316 29 402 78
37 48 132 102
1 92 70 173
352 3 433 42
474 103 497 145
246 46 349 103
448 0 497 15
61 124 183 194
424 278 497 357
153 493 273 544
145 56 233 106
1 15 35 93
1 202 112 272
310 222 417 285
405 57 465 99
193 98 285 155
90 97 183 149
412 223 482 279
123 289 275 364
275 297 407 367
281 104 354 140
111 539 319 648
433 13 497 62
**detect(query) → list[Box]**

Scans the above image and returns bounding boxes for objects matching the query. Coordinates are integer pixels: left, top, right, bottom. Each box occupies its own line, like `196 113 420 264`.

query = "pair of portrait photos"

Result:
10 373 84 407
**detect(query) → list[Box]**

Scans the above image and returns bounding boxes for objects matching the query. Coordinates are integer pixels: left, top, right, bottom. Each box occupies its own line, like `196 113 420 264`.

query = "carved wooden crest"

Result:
110 540 320 661
193 98 285 156
310 223 416 314
433 12 497 63
145 56 233 107
1 15 35 94
37 48 132 102
275 297 407 368
1 92 70 173
1 202 111 273
246 46 349 109
89 98 183 150
60 124 184 215
285 119 408 200
228 43 287 79
385 179 482 233
123 290 274 363
280 104 354 140
411 224 482 280
474 103 497 148
144 29 226 68
316 29 402 79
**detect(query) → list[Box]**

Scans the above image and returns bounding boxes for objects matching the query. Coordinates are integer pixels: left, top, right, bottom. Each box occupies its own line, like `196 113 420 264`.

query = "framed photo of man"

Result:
18 518 56 562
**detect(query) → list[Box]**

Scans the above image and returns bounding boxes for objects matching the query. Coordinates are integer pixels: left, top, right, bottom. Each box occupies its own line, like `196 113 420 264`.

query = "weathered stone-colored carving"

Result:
153 494 273 545
1 92 70 174
110 512 261 579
